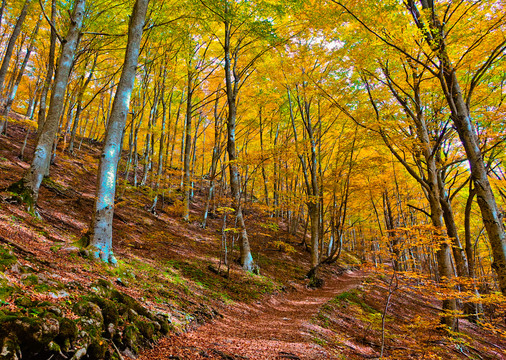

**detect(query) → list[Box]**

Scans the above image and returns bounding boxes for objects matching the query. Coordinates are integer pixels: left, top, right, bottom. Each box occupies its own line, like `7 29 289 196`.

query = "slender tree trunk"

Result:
26 75 42 119
0 18 40 135
0 0 30 95
169 89 184 169
69 53 97 153
223 18 256 272
182 68 193 221
8 0 85 214
202 94 222 228
439 182 469 278
87 0 149 264
259 109 269 206
288 88 319 273
150 73 167 213
37 0 57 133
190 112 202 200
0 0 6 30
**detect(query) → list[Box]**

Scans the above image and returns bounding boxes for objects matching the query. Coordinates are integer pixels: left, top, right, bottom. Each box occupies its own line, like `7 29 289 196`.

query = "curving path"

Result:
139 270 365 360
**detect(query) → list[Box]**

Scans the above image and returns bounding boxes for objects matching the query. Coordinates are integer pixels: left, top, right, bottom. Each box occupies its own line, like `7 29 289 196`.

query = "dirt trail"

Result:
139 270 365 360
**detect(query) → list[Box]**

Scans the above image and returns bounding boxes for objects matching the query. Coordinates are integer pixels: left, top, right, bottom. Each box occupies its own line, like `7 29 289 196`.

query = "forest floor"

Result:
0 119 505 360
139 270 365 360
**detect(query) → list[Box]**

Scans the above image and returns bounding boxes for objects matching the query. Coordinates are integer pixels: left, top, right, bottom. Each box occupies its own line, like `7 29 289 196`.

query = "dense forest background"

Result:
0 0 505 359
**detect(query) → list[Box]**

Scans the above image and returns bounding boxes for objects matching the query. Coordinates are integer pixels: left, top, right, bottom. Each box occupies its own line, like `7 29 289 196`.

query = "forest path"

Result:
139 269 366 360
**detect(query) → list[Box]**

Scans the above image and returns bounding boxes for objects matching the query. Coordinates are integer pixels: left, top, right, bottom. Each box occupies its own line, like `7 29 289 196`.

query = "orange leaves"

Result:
383 224 453 254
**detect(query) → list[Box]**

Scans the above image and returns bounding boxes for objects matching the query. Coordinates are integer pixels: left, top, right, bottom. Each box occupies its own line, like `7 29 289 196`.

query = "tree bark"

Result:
88 0 149 264
202 92 222 229
37 0 57 133
223 16 256 272
0 17 40 135
0 0 30 94
0 0 6 31
408 0 506 295
9 0 85 214
182 67 193 221
69 53 97 153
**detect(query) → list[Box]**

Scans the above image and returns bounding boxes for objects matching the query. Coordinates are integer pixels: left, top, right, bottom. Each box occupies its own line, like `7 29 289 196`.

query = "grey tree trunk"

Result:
0 0 30 94
0 0 6 30
408 0 506 295
26 75 42 119
182 68 193 221
9 0 85 214
438 177 469 278
202 93 222 229
88 0 149 264
259 109 269 206
0 18 41 135
150 77 167 213
69 53 97 153
444 70 506 294
372 67 457 328
223 18 256 272
288 88 319 272
37 0 57 133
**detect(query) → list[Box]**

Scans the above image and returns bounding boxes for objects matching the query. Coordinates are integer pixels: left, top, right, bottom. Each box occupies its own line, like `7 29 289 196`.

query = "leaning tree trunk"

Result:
8 0 85 214
407 0 506 295
0 0 6 31
0 0 30 95
87 0 149 264
444 70 506 295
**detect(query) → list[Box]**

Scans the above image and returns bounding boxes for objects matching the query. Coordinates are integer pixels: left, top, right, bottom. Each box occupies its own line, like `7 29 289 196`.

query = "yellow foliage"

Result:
268 240 296 254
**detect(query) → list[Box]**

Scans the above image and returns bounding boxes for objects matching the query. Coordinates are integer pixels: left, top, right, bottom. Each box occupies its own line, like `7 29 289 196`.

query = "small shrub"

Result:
268 241 296 254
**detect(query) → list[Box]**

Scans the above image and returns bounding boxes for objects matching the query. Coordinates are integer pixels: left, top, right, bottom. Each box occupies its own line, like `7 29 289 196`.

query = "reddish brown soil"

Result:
139 270 365 360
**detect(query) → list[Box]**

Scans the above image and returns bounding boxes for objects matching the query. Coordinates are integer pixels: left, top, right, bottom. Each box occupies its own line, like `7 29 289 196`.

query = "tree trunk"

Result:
438 180 469 278
202 93 222 229
223 18 256 272
182 68 193 221
150 72 168 213
26 75 42 119
259 109 269 206
9 0 85 214
408 0 506 296
0 0 6 31
0 0 30 94
0 18 40 135
69 53 97 153
37 0 57 133
88 0 149 264
445 71 506 294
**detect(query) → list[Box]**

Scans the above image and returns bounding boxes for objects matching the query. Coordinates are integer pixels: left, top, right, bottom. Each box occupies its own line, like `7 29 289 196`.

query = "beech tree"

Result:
37 0 57 132
405 0 506 296
9 0 85 214
0 16 41 134
0 0 30 95
199 0 286 271
86 0 150 264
